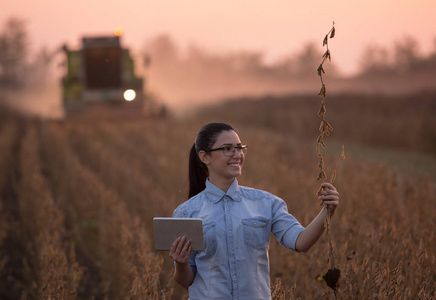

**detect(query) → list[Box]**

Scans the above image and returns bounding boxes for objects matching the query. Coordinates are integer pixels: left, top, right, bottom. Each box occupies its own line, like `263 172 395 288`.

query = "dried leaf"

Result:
317 64 325 76
323 34 328 47
322 170 327 181
318 103 326 116
325 120 333 132
317 135 325 147
330 27 336 39
330 170 336 183
317 173 323 181
341 145 346 160
323 50 331 61
316 145 321 157
317 170 327 181
318 84 326 97
319 121 325 132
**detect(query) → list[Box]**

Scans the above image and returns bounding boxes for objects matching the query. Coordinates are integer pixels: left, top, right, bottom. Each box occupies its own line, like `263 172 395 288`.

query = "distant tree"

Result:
421 37 436 69
358 36 436 75
0 18 29 88
393 36 420 71
274 43 336 78
233 51 266 74
27 46 53 87
430 38 436 66
359 45 391 73
294 42 323 77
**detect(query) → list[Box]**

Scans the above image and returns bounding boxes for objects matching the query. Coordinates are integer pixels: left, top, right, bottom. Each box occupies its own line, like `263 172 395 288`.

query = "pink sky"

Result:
2 0 436 75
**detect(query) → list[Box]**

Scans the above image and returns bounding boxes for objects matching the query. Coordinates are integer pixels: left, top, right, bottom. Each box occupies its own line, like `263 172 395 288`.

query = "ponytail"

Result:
188 143 208 198
188 123 235 198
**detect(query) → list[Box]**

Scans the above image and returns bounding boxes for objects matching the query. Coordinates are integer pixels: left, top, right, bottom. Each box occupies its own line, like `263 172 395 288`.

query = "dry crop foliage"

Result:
42 123 173 299
0 122 19 277
198 91 436 158
0 112 435 299
236 122 435 299
315 22 335 184
63 120 172 222
57 119 198 297
315 22 342 297
18 126 82 299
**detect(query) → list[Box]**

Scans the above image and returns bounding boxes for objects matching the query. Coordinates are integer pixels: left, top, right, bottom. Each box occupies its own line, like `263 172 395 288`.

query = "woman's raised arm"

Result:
295 182 339 253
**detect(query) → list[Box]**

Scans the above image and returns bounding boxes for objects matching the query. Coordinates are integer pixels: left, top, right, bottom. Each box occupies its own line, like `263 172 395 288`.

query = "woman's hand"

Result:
170 236 195 289
169 236 192 264
296 183 340 252
318 182 340 217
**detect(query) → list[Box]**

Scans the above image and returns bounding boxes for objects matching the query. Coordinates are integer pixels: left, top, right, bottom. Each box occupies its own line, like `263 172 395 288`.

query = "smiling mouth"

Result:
229 163 240 167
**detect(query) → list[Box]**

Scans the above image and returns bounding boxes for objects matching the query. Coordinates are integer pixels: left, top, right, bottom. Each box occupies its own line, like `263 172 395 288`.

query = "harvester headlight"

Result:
123 89 136 101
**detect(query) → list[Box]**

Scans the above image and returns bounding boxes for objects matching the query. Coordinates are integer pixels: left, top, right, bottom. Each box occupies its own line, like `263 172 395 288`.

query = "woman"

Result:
170 123 339 299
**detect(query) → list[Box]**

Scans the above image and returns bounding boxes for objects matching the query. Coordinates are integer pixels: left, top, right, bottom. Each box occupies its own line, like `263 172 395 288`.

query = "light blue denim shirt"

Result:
173 179 305 300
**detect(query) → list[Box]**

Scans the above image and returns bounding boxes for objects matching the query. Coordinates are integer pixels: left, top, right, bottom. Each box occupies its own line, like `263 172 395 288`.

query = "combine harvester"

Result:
61 29 160 118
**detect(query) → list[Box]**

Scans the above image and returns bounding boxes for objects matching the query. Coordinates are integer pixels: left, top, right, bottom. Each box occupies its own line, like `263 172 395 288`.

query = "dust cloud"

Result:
2 33 435 119
1 81 65 120
142 34 436 113
141 35 328 112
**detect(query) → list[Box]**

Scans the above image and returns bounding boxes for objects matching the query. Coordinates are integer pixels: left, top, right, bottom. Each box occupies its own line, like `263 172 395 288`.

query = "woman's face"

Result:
202 130 245 184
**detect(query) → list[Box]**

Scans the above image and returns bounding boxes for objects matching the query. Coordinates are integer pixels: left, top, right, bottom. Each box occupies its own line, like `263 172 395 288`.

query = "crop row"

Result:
41 123 172 298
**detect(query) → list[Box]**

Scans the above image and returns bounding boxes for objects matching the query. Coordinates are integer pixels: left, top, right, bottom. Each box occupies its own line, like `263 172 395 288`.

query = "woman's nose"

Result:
232 149 242 157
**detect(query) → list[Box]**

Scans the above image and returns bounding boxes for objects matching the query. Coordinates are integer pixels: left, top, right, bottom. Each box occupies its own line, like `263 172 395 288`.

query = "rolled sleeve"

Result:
271 196 305 251
282 224 305 252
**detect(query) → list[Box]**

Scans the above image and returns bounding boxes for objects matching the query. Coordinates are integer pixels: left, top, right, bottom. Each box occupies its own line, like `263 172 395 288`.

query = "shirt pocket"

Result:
203 222 217 255
242 217 269 249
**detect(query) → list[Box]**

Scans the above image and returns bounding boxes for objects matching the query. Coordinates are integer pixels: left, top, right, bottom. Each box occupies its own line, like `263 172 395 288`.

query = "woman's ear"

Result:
198 150 210 165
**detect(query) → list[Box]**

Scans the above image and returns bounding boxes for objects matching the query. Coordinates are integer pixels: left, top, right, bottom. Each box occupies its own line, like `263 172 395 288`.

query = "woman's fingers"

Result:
321 182 335 189
182 239 191 253
319 192 339 199
318 183 339 198
177 238 192 264
176 236 186 252
319 193 339 203
320 182 338 193
170 236 181 253
169 236 192 263
182 242 192 261
318 183 339 216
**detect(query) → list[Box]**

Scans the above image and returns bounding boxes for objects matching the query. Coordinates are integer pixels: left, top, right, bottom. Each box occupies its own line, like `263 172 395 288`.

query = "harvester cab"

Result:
61 35 144 115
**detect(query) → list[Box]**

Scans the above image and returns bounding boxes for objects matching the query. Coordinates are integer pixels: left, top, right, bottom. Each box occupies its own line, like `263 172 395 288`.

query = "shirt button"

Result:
226 210 230 214
228 230 232 235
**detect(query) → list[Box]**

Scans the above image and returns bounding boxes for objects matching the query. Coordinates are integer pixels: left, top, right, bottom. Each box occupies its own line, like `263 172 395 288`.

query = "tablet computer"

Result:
153 217 204 251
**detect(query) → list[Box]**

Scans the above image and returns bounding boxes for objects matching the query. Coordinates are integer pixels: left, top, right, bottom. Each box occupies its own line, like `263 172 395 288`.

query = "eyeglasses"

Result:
205 145 248 157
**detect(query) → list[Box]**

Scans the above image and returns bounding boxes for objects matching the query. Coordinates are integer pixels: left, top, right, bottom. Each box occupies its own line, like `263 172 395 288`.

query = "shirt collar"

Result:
205 179 241 203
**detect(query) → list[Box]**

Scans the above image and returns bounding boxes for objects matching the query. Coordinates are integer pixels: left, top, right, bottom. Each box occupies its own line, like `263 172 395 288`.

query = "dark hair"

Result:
188 122 235 198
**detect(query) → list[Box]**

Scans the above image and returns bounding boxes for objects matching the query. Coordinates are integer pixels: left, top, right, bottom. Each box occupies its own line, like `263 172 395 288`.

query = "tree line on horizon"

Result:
1 17 435 98
143 33 436 79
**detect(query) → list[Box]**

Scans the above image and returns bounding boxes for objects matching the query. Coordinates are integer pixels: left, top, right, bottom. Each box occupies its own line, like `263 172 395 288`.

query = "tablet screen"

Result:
153 217 204 251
